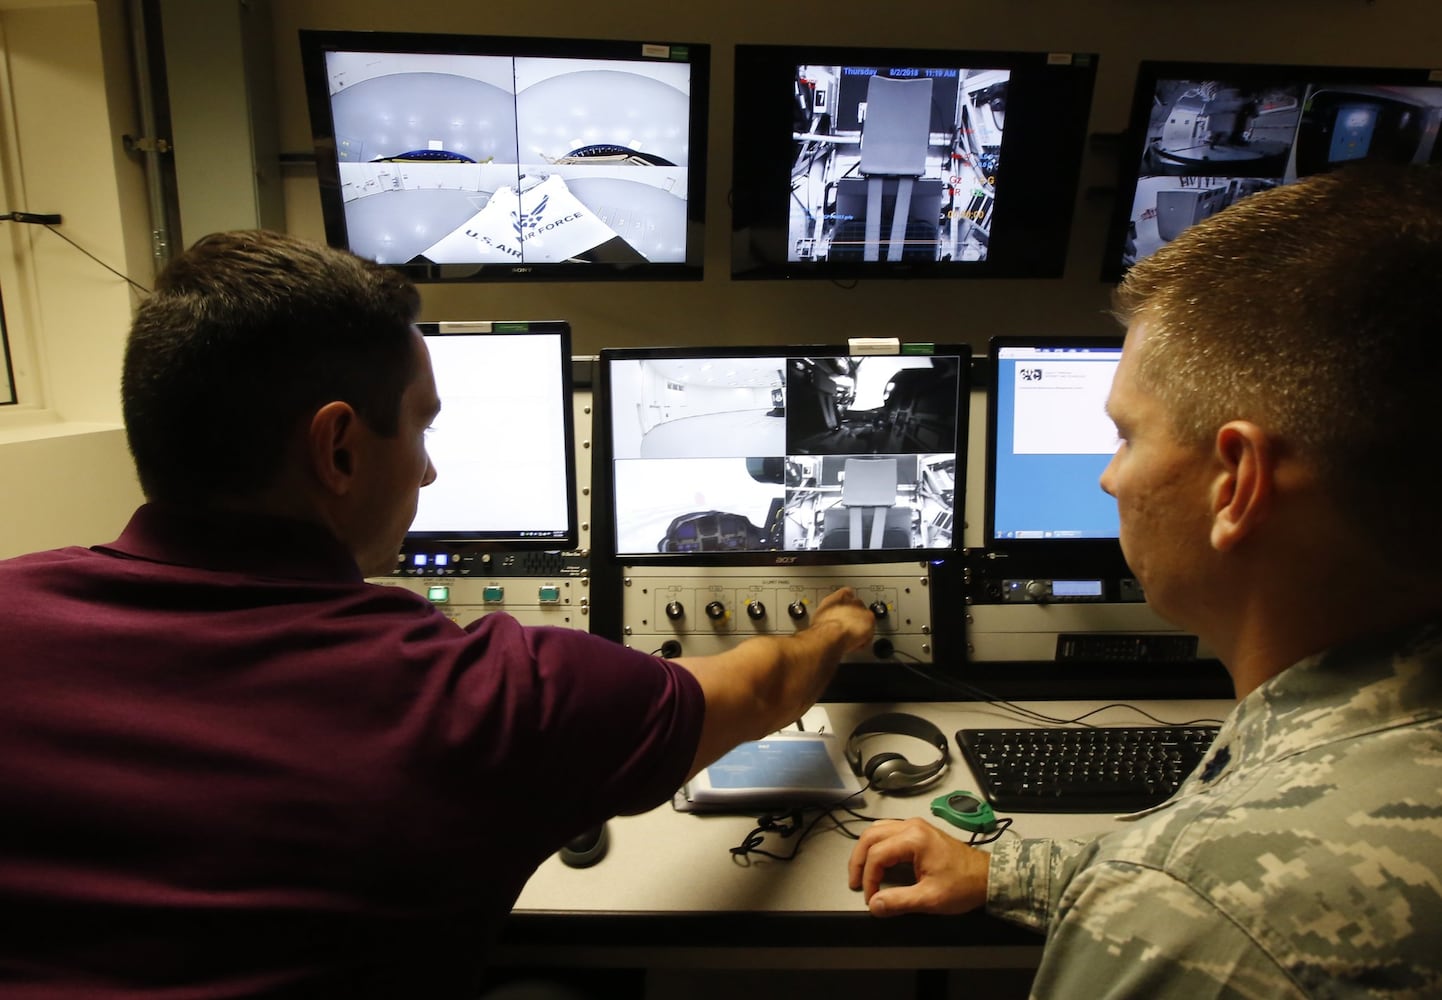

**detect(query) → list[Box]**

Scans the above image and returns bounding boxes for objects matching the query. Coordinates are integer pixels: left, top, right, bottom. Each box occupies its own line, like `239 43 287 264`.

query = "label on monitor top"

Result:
847 337 900 355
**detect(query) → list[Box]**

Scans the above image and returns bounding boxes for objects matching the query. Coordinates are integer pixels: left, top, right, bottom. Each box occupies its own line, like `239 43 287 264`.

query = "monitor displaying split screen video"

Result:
596 346 969 565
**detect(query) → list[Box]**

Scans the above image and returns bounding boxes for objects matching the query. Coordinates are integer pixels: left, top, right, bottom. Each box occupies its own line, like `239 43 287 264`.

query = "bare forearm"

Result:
674 587 875 777
679 620 850 740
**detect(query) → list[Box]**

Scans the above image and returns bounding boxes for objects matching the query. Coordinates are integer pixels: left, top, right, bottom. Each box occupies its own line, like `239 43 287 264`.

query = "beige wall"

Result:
0 0 1436 556
266 0 1442 355
0 0 147 557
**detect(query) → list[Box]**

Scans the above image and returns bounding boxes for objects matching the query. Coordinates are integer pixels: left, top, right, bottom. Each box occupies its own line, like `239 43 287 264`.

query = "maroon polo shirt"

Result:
0 504 703 997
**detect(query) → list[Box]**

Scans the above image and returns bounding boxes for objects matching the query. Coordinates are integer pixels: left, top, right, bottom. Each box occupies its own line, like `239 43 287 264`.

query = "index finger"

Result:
815 586 859 612
847 819 903 892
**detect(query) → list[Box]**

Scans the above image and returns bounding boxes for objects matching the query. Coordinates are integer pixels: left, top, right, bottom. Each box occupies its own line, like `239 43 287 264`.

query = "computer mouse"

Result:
557 823 609 868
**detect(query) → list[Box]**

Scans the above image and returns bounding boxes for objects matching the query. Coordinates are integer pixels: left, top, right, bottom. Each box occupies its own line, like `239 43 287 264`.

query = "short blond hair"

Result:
1112 164 1442 546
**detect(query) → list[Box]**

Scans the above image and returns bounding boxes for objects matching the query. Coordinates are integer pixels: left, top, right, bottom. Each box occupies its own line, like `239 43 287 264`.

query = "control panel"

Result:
617 563 935 662
991 576 1146 603
378 565 589 630
951 373 1211 665
383 551 591 629
953 550 1211 663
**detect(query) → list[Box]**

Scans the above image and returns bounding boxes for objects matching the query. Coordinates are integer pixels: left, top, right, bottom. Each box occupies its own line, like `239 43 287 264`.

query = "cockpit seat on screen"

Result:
820 457 912 549
880 366 958 452
853 74 934 263
819 507 913 549
827 188 942 263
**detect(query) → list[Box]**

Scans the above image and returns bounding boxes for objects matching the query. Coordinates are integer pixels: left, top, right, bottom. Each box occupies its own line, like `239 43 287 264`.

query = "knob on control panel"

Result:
704 600 727 621
787 601 808 621
664 600 685 621
746 601 766 621
869 601 890 620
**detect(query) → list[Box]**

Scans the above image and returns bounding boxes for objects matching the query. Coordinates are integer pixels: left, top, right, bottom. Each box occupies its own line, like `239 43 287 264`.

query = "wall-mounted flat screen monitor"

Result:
731 45 1098 279
1103 61 1442 280
406 320 577 549
299 30 709 282
985 337 1123 547
595 345 969 565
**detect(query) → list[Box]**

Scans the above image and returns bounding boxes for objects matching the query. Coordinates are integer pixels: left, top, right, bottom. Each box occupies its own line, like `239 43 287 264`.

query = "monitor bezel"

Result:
730 44 1099 281
593 342 971 567
406 320 579 549
983 334 1125 558
1101 59 1442 282
298 28 710 284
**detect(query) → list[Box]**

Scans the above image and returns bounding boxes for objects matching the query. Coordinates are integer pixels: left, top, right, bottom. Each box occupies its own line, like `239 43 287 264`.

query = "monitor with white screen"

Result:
595 344 968 565
986 337 1123 546
406 320 577 549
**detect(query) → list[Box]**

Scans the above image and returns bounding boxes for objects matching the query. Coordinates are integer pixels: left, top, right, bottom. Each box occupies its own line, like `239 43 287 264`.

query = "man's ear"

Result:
308 401 361 496
1210 420 1274 552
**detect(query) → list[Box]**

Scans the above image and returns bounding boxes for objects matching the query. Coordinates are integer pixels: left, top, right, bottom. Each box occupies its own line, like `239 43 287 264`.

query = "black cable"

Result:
893 655 1226 728
729 785 882 863
893 656 1099 727
33 225 151 295
966 816 1013 848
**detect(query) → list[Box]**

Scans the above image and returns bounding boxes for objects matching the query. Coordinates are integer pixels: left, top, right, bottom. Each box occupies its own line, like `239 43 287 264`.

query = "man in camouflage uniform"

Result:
847 163 1442 997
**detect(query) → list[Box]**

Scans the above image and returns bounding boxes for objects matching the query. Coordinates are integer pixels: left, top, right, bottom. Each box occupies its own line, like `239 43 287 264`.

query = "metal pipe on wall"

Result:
127 0 172 269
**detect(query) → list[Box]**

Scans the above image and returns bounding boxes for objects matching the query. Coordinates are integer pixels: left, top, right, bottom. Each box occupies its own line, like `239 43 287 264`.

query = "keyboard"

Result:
956 725 1221 813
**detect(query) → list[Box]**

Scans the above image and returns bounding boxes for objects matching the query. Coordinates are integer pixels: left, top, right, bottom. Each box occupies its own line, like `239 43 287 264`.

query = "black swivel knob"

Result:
704 600 727 621
869 601 889 619
664 600 685 621
787 601 808 621
746 601 766 621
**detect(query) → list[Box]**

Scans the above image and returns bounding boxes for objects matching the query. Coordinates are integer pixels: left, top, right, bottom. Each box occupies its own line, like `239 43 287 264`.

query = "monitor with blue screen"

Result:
986 337 1123 546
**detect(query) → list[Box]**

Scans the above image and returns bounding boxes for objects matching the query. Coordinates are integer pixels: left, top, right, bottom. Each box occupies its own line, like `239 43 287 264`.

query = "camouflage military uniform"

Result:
987 619 1442 998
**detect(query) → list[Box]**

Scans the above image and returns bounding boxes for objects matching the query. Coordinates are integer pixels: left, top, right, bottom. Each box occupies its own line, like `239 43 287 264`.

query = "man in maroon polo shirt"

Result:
0 230 875 997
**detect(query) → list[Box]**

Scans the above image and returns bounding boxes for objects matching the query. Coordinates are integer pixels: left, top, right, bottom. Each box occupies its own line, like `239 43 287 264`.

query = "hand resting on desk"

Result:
848 817 990 917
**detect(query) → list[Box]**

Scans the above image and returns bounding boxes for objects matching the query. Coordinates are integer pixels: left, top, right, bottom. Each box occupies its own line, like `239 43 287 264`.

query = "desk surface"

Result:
515 698 1233 922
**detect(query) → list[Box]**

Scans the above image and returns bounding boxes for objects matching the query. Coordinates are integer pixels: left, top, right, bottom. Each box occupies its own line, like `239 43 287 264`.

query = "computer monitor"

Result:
731 45 1098 279
405 321 577 551
947 334 1230 697
985 337 1123 549
298 29 709 282
594 344 969 566
1102 61 1442 280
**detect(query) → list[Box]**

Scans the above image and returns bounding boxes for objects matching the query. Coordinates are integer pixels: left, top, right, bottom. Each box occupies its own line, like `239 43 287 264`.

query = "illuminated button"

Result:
426 585 450 604
538 584 562 604
483 585 505 603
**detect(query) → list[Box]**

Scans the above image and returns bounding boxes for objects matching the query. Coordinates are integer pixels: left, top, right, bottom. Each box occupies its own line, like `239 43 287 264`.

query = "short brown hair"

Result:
122 231 422 504
1113 164 1442 547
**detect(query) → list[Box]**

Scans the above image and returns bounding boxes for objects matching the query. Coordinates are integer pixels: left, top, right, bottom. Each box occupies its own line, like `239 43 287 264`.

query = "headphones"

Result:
845 712 950 793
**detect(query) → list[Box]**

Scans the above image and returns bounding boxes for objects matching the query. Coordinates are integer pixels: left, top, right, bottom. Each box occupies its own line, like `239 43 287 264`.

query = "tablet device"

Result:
677 732 863 811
